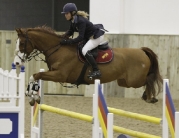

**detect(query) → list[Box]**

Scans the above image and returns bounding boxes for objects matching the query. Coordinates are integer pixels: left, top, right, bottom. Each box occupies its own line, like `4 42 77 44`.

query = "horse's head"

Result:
16 28 35 62
16 26 72 63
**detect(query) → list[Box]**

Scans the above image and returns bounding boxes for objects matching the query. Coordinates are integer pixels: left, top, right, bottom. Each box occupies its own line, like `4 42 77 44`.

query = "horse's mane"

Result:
27 25 60 37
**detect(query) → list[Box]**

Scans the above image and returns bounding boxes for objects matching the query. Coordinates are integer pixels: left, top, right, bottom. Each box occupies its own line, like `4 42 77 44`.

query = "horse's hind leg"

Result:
141 91 158 103
117 78 158 103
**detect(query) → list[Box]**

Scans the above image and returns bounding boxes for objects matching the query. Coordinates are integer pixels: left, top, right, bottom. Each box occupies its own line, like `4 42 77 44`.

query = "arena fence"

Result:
0 63 25 138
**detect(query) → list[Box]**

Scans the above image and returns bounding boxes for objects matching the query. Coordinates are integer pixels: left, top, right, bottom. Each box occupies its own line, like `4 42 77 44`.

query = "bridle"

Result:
16 30 61 63
15 30 37 62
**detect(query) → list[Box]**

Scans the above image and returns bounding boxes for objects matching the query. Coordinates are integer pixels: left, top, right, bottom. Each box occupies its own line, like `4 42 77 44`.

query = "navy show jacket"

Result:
65 15 105 44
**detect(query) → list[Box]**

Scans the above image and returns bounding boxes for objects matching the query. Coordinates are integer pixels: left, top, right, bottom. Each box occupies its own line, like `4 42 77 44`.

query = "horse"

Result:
15 26 162 105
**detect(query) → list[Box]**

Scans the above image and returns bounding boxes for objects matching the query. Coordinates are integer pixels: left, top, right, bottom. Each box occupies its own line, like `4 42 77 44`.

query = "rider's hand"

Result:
60 39 72 45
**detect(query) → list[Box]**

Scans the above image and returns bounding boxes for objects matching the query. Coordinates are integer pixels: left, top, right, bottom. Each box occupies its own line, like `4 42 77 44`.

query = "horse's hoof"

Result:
144 98 158 104
35 96 40 104
141 91 147 101
150 98 158 103
29 97 35 106
36 99 40 104
34 95 41 104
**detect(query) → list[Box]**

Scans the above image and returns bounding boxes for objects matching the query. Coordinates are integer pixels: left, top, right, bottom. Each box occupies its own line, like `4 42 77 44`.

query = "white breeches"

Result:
82 35 104 56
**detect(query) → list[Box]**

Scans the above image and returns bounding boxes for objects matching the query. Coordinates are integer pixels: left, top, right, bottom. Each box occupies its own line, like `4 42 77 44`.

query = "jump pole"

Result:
108 107 162 124
163 79 179 138
31 69 44 138
175 112 179 138
163 79 169 138
31 70 113 138
93 79 113 138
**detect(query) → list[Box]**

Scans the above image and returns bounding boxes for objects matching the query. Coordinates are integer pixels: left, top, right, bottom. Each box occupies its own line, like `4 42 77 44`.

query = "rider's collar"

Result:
71 15 77 23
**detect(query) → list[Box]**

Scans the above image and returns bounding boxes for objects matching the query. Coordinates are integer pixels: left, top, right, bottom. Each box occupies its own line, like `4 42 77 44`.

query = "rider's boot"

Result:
85 51 101 79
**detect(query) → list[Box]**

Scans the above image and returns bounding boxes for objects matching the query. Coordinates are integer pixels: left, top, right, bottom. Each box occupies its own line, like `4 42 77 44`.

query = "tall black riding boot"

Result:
85 51 101 79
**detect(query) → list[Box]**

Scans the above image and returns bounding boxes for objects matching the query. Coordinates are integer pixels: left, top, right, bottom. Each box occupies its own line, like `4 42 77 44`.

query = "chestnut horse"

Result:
16 26 162 103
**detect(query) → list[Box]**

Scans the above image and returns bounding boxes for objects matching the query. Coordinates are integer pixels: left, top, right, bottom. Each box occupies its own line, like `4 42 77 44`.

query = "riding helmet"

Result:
61 3 77 14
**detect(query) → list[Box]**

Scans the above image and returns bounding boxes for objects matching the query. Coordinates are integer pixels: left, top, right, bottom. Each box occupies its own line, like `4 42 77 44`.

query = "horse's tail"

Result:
141 47 163 103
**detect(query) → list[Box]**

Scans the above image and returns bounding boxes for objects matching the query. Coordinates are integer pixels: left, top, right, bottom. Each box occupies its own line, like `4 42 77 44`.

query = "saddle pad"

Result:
78 48 114 64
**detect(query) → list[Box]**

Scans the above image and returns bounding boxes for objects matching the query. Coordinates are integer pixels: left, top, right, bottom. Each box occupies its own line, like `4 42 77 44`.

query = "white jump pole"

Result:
93 79 101 138
162 79 169 138
31 69 44 138
107 113 113 138
18 66 25 138
175 112 179 138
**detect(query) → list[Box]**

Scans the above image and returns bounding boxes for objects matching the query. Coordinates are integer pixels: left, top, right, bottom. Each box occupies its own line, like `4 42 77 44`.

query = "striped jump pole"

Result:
93 79 113 138
95 80 161 138
163 79 179 138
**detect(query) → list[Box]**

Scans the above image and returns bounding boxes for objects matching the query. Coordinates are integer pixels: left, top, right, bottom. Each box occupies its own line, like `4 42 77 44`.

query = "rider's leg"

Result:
82 35 104 78
85 51 101 78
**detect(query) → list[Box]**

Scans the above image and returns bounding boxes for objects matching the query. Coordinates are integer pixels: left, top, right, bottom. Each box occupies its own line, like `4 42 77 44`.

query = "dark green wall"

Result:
0 0 89 31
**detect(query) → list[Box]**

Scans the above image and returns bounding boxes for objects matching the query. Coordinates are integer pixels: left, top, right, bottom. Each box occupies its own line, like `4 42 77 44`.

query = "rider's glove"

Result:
60 39 72 45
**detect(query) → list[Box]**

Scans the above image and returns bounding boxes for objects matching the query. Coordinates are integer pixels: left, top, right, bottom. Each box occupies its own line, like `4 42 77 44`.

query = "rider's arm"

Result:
70 20 86 43
64 23 74 37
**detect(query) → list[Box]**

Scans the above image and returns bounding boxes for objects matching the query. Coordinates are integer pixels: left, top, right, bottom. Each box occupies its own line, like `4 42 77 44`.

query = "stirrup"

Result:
87 70 101 80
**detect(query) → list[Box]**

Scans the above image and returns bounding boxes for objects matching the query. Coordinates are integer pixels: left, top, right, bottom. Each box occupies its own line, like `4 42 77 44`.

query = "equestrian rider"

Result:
60 3 105 79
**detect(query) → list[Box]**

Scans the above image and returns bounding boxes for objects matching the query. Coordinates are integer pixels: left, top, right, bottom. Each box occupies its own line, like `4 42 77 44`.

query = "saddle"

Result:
77 41 114 63
73 41 114 86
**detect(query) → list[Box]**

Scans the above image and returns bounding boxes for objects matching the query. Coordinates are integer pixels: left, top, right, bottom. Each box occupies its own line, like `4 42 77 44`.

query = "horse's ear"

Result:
15 28 22 35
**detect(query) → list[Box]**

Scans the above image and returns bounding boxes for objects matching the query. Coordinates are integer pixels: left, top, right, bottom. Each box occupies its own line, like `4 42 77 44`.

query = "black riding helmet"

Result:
61 3 77 14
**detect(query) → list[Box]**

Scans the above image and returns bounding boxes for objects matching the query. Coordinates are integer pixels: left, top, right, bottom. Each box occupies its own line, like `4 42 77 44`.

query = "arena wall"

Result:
90 0 179 35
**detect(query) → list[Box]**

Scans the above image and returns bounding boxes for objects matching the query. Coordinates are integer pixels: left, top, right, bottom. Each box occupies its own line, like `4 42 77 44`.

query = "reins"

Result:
42 44 62 61
19 30 63 63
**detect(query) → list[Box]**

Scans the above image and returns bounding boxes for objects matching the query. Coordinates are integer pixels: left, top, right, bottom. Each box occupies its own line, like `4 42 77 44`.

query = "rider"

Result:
60 3 106 79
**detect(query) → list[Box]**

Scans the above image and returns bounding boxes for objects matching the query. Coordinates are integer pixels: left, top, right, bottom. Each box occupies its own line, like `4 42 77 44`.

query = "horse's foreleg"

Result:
33 71 63 82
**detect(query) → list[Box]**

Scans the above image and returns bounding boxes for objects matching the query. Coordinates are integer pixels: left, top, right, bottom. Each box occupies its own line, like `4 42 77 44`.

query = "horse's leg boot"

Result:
85 51 101 79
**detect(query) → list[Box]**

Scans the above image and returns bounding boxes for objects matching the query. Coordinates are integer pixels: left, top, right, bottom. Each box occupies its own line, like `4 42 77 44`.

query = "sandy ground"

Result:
24 96 179 138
